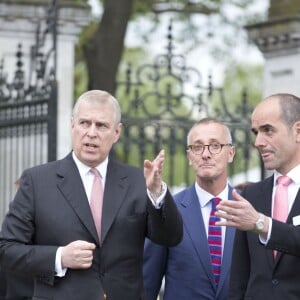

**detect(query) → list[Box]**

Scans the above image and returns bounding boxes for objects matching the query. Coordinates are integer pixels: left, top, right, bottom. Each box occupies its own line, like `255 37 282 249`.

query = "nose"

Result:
201 145 211 157
254 133 266 148
87 123 97 137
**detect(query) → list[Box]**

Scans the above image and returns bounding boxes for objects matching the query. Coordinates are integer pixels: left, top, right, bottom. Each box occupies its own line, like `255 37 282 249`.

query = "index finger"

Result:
232 189 247 202
79 241 96 250
156 149 165 161
153 149 165 167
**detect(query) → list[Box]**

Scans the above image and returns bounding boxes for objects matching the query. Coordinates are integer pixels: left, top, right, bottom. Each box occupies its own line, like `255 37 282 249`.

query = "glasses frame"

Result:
187 143 233 155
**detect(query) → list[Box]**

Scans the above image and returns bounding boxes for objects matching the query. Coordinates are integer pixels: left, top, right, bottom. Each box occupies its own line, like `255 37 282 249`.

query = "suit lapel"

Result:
178 186 216 287
100 160 128 245
274 186 300 263
56 153 99 243
255 177 275 268
287 187 300 222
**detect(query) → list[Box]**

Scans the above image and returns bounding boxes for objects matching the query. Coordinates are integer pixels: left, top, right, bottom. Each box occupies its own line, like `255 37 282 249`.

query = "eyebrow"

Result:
252 124 273 133
259 124 273 130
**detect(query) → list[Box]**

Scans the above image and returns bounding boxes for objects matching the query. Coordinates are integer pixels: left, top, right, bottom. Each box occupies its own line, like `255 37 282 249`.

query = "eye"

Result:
96 122 109 131
210 143 220 150
79 120 89 128
251 129 258 136
262 125 274 135
193 145 203 152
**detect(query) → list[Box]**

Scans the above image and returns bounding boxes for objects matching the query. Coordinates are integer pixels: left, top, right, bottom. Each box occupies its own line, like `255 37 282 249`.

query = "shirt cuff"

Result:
259 216 272 244
147 181 167 209
55 247 67 277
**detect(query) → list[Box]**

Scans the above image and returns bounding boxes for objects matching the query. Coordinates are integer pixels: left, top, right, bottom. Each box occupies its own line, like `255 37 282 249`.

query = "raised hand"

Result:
144 149 165 195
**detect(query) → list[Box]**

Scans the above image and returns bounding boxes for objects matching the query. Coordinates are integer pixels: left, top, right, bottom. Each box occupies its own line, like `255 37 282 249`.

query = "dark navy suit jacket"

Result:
143 184 235 300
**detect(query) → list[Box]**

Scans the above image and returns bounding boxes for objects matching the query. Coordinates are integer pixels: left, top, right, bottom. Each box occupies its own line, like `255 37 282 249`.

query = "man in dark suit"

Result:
216 93 300 300
0 90 183 300
143 118 236 300
3 271 33 300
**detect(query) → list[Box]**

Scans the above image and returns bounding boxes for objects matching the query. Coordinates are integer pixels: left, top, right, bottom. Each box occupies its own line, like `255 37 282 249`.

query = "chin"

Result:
81 155 97 166
264 163 275 171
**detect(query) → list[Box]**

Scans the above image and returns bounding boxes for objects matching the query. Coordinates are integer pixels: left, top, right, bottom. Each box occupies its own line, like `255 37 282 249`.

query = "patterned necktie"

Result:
273 175 292 257
90 168 104 240
208 197 222 285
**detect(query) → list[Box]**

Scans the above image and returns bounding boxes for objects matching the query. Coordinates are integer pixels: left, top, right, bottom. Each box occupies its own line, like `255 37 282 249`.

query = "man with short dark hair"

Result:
217 93 300 299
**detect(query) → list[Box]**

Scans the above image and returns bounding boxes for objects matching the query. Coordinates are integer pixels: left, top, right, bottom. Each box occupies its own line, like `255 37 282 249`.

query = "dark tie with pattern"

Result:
208 197 222 285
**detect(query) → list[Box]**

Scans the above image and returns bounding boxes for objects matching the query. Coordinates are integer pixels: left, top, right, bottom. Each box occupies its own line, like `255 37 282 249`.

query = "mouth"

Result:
260 150 273 160
84 143 99 150
200 164 214 168
260 151 274 162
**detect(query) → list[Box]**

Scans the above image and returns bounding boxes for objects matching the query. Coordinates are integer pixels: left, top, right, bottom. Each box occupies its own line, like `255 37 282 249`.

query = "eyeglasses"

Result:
187 143 232 155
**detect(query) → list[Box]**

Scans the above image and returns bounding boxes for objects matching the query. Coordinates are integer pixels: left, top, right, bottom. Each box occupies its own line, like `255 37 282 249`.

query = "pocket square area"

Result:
292 215 300 226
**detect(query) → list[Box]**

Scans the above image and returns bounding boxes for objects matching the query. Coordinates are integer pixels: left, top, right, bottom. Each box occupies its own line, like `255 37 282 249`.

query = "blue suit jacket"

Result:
143 184 235 300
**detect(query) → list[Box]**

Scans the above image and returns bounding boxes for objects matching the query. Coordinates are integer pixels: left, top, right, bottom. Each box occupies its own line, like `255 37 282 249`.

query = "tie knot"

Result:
90 168 101 178
211 197 221 211
277 176 292 187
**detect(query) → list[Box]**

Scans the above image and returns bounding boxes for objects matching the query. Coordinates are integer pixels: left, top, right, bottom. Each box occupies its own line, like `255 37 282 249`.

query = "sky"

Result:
88 0 102 15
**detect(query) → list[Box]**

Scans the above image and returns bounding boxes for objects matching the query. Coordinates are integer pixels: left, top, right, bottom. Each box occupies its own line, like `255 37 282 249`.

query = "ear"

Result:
227 145 236 163
294 121 300 143
113 122 123 143
186 150 192 165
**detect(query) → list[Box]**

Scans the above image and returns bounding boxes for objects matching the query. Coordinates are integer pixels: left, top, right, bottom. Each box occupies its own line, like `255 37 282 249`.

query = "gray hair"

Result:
187 117 232 145
72 90 121 125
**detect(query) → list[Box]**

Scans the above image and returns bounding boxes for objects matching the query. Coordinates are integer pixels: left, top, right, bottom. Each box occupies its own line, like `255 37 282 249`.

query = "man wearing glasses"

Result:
143 118 236 300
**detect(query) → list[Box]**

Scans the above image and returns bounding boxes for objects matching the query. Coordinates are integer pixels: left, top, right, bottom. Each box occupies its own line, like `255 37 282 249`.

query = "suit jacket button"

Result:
272 279 279 285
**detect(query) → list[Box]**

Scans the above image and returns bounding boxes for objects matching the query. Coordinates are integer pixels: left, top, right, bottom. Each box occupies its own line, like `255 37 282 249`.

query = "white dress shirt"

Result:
261 164 300 244
194 182 229 253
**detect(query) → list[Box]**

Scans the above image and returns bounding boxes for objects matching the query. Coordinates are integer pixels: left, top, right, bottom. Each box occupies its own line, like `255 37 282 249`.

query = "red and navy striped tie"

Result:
208 197 222 285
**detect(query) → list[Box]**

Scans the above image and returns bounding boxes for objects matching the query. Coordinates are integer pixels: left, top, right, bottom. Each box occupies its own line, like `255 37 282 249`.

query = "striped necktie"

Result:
208 197 222 285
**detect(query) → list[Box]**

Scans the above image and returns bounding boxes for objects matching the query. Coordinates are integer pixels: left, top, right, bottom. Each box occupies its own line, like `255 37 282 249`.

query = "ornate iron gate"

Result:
115 22 260 189
0 0 57 219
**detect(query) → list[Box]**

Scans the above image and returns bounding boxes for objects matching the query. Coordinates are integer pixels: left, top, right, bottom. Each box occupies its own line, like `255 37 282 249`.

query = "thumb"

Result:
81 241 96 250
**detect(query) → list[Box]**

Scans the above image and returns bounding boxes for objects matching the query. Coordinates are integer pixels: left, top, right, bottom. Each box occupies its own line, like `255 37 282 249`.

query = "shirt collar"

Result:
72 151 108 179
195 181 229 208
273 164 300 186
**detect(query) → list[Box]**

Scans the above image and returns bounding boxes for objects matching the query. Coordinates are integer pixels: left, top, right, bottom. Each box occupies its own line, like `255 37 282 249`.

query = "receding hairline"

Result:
187 118 233 145
253 93 300 127
72 90 121 124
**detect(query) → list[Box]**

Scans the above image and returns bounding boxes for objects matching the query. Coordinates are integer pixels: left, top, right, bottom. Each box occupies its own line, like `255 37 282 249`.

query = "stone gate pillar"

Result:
245 0 300 97
0 0 91 158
